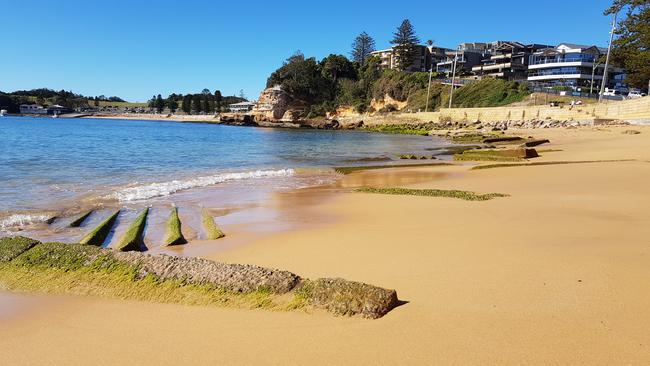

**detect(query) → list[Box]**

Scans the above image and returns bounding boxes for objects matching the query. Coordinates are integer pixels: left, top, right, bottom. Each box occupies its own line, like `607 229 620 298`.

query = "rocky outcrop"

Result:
0 237 400 318
255 85 291 120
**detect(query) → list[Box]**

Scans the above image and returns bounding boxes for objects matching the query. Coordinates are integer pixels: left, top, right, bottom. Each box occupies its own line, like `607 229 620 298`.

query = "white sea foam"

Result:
0 213 51 230
108 169 296 202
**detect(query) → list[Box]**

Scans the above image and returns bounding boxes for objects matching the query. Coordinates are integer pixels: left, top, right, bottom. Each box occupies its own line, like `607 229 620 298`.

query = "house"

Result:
472 41 552 80
527 43 625 91
228 101 256 113
19 104 47 114
47 104 73 115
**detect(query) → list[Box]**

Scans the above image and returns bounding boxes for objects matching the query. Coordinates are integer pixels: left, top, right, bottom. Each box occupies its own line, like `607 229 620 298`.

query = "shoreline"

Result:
2 125 650 364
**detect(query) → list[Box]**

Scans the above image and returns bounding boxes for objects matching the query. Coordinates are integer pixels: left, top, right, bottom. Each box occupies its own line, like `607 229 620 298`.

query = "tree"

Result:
320 54 356 83
192 96 203 113
182 95 192 114
203 94 213 113
214 90 223 112
266 51 330 103
155 94 164 113
390 19 420 71
93 98 99 107
168 100 178 113
351 31 376 64
202 88 211 95
605 0 650 89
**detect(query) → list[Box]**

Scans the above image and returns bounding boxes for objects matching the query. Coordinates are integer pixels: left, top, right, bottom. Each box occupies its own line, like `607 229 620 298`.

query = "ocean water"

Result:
0 116 449 232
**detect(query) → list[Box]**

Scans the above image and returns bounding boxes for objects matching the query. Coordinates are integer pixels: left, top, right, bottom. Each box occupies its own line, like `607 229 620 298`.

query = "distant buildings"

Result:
19 104 73 115
371 45 431 72
527 43 625 91
471 42 552 80
228 101 256 113
369 40 627 92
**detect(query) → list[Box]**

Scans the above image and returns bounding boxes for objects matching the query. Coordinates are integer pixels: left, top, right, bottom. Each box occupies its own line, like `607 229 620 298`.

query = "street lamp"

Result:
598 12 617 102
448 46 460 109
590 60 602 96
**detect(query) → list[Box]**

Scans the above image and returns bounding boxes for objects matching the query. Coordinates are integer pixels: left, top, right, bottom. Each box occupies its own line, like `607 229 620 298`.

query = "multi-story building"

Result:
472 41 552 80
436 50 484 75
527 43 625 91
371 45 432 73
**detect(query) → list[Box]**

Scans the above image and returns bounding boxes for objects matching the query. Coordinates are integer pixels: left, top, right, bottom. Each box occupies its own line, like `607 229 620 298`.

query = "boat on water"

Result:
0 109 7 116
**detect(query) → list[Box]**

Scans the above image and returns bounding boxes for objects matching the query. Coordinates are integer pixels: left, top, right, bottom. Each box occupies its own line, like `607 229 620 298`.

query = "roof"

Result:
229 101 255 106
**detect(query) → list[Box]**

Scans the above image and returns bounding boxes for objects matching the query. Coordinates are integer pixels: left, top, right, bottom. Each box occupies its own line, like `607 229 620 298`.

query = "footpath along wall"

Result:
357 96 650 125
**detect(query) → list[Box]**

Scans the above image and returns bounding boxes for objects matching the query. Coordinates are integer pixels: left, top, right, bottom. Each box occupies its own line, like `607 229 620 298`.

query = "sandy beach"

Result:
2 125 650 365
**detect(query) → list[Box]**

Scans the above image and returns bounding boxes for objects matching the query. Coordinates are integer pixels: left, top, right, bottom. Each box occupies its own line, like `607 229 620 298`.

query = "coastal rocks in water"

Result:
79 210 121 246
0 237 400 318
218 114 257 126
399 154 437 160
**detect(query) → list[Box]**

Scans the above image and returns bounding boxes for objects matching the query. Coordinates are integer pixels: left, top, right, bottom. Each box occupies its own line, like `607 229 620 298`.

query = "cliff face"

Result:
254 86 291 120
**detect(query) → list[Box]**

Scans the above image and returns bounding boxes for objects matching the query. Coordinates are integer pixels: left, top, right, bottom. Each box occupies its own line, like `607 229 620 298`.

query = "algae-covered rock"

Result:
0 236 41 262
298 278 399 319
162 207 187 246
202 209 225 240
116 208 149 252
80 210 120 246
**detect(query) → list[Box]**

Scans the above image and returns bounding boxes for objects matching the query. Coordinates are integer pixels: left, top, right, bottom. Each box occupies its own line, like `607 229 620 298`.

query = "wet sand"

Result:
2 125 650 365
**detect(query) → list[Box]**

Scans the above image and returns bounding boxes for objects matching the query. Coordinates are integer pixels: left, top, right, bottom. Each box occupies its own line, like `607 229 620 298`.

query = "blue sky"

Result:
1 0 615 102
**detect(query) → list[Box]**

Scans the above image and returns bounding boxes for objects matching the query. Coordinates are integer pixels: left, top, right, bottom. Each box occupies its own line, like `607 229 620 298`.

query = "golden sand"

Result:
1 125 649 365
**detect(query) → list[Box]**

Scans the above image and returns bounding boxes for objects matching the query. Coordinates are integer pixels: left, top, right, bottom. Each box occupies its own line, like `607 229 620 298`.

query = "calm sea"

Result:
0 116 449 231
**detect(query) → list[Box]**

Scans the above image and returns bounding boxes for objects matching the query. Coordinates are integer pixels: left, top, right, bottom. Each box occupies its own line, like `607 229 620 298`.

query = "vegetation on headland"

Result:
0 88 135 113
0 237 399 318
163 207 187 246
147 89 247 114
79 210 121 246
202 210 225 240
356 187 509 201
116 208 149 252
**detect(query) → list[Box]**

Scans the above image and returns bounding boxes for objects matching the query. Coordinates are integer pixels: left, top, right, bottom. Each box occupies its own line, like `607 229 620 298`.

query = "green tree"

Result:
202 88 211 95
155 94 164 113
203 94 213 113
320 54 356 83
390 19 420 71
351 31 376 64
93 98 99 107
192 95 203 113
182 95 192 114
605 0 650 89
167 99 178 113
214 90 223 112
266 52 330 103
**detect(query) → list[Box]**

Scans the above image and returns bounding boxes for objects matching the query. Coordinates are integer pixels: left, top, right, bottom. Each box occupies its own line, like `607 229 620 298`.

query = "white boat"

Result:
0 109 7 116
52 112 58 118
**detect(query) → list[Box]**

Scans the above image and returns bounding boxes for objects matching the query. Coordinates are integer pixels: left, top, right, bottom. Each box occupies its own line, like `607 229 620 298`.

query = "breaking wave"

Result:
108 169 296 202
0 213 52 230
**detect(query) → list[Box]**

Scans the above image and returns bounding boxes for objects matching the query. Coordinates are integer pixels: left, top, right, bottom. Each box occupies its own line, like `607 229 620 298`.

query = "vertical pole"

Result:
599 12 617 103
449 48 459 109
425 67 433 112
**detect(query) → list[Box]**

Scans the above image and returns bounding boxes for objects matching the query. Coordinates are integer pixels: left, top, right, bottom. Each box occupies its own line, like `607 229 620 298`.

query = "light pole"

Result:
425 66 433 112
448 47 459 109
599 12 617 103
590 60 602 96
